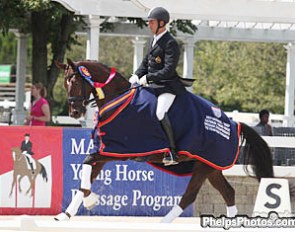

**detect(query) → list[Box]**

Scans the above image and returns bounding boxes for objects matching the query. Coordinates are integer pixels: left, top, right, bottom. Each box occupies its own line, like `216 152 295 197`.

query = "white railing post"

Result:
12 32 28 125
284 42 295 126
132 37 146 73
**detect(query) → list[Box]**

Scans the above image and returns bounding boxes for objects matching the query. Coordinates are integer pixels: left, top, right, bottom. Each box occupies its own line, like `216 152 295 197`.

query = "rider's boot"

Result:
160 113 179 166
29 162 34 174
80 164 98 210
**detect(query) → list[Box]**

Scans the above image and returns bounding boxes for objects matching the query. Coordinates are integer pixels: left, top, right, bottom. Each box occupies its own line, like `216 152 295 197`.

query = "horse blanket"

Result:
96 87 241 174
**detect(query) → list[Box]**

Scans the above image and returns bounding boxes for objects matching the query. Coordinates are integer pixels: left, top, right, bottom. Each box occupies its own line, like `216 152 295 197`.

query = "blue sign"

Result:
62 128 193 216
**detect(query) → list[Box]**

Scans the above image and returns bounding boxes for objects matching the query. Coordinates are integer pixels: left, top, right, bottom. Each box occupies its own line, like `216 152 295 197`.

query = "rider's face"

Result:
148 19 158 34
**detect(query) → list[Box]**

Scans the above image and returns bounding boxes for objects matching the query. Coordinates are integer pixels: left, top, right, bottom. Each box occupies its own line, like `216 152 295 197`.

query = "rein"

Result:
85 84 142 108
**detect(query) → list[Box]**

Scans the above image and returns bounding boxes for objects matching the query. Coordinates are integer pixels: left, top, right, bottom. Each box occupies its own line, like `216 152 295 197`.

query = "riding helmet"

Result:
147 7 170 24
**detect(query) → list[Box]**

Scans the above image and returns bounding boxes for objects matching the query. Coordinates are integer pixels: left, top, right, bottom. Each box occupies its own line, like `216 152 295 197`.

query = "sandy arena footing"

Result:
0 215 288 232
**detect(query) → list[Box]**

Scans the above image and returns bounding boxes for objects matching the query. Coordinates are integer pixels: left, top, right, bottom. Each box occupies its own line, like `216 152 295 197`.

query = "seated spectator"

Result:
254 109 272 136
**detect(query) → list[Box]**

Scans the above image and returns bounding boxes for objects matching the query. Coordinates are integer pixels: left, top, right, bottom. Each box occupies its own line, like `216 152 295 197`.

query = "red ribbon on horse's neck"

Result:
93 68 116 88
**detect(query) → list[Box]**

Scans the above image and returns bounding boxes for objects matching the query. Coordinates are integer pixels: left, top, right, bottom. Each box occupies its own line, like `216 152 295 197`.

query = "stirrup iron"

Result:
163 151 179 166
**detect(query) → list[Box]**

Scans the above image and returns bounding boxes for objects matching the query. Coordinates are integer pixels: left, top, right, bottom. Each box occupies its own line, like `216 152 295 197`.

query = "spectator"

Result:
254 109 273 136
25 83 50 126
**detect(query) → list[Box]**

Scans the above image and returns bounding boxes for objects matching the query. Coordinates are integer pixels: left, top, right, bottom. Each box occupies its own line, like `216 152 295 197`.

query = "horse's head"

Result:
55 59 91 118
11 147 22 161
55 58 130 119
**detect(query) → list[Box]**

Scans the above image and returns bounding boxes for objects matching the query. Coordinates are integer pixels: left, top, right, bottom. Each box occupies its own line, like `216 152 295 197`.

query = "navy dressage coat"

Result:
135 32 186 96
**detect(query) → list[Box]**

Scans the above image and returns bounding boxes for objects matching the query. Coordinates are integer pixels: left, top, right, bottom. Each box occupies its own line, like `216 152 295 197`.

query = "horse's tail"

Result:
39 164 48 182
239 122 274 181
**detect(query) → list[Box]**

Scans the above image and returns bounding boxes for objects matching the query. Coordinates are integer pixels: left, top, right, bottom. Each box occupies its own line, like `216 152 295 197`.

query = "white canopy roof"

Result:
52 0 295 42
53 0 295 24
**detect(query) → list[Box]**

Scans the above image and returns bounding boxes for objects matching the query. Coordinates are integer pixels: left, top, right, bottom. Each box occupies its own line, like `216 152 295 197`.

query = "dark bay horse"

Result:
55 59 274 222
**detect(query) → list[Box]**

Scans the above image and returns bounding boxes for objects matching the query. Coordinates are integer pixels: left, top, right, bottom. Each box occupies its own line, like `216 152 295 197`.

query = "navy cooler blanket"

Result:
98 88 240 171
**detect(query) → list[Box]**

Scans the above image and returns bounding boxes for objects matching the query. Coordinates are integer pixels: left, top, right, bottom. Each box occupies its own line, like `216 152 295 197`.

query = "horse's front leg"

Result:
9 172 17 196
80 153 106 198
54 153 107 221
161 161 215 223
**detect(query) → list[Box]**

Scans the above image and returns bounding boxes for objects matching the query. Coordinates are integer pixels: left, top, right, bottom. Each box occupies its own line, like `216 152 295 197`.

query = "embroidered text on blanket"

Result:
204 116 231 140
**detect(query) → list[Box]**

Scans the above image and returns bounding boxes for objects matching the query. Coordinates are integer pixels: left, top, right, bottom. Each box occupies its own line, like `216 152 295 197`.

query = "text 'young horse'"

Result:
54 59 274 222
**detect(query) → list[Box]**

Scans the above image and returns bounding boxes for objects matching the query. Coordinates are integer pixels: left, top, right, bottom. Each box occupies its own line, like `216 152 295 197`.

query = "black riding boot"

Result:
29 162 35 174
160 113 178 166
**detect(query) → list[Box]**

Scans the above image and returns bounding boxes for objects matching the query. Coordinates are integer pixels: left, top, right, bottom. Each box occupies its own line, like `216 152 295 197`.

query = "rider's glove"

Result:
129 74 139 84
139 75 148 86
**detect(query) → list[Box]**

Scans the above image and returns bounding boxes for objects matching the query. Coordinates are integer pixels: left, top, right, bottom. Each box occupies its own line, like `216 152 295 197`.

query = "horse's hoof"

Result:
83 192 98 210
54 212 70 221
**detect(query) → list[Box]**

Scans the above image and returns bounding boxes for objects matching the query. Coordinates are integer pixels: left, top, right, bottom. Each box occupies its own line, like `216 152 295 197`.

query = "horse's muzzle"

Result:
69 105 86 119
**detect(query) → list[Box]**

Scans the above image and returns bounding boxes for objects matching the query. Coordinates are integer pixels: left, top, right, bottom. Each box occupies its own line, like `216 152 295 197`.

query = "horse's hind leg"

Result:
161 161 215 223
18 175 24 193
208 170 237 217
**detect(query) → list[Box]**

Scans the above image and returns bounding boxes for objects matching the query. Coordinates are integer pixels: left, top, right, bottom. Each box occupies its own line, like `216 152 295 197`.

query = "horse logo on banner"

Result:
9 147 48 207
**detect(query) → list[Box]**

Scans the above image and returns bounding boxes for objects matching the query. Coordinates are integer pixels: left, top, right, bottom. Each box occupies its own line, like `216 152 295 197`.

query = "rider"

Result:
21 133 35 174
129 7 186 165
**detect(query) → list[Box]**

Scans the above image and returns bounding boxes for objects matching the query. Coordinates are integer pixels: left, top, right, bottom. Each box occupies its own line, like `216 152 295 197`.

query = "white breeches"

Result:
156 93 176 120
22 152 36 169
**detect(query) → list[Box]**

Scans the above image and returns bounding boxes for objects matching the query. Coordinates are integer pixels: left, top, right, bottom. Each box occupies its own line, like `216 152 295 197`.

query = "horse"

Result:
9 147 48 197
54 58 274 222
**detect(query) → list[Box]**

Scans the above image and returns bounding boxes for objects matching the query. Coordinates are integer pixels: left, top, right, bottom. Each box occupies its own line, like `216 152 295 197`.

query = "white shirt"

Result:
152 30 168 47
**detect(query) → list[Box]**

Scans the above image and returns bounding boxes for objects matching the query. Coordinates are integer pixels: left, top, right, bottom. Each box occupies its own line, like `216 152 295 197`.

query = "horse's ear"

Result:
67 58 76 69
54 60 66 70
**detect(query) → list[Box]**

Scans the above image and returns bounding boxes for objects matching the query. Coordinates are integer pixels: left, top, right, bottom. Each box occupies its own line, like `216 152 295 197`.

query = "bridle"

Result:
65 63 143 112
65 67 99 112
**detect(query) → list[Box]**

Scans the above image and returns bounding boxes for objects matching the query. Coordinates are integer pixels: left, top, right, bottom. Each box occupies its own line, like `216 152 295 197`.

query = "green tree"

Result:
193 41 286 114
0 0 84 114
0 32 17 64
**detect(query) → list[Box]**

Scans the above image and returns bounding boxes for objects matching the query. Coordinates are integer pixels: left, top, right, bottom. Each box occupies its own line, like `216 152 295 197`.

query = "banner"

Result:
0 126 193 216
0 126 63 215
62 128 193 216
0 65 11 83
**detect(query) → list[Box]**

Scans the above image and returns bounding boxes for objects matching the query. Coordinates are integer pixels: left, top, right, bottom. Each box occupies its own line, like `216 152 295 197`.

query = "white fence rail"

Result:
50 110 295 128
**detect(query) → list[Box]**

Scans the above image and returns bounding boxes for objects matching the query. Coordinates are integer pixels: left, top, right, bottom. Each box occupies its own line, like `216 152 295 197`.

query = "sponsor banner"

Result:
0 65 11 83
0 126 63 215
62 128 193 216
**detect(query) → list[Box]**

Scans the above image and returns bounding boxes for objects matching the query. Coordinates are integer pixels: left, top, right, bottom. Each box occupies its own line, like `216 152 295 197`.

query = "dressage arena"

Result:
0 215 201 232
0 215 288 232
